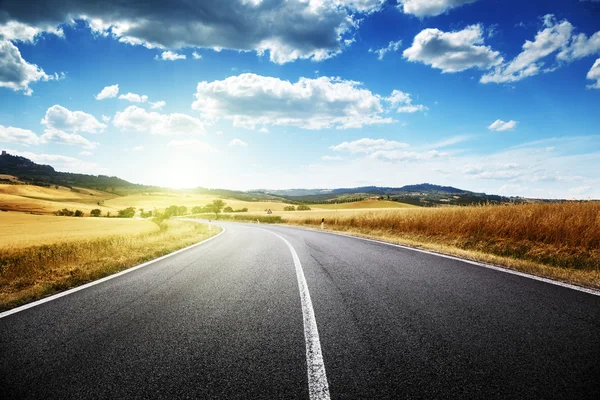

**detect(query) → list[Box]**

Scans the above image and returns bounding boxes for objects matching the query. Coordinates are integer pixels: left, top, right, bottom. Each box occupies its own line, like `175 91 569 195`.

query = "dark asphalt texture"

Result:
1 222 599 399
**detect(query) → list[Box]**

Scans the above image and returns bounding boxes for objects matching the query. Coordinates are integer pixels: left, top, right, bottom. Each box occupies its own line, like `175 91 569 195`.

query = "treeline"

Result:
283 205 312 211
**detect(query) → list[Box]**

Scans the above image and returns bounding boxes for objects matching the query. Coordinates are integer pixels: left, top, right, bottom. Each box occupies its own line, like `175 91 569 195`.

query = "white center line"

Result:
267 230 331 400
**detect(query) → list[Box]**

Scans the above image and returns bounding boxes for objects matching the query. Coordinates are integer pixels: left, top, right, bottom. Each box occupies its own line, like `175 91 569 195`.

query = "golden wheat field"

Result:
0 184 116 214
0 211 159 248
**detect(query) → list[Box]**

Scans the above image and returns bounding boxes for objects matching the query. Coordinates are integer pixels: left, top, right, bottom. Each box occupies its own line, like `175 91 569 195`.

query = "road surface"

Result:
2 221 599 399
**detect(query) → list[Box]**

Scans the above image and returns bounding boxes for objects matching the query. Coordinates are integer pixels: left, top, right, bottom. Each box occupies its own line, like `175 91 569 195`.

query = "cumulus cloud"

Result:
398 0 479 17
386 90 428 113
118 92 148 103
192 51 202 60
192 73 395 130
149 100 166 110
0 39 57 95
157 51 186 61
587 58 600 89
228 138 248 147
95 84 119 100
462 163 523 180
113 106 206 135
41 105 106 134
167 139 217 152
0 20 63 42
0 124 42 145
481 15 574 84
330 138 410 153
102 115 111 122
403 25 502 73
369 40 402 60
0 0 384 64
488 119 518 132
369 149 448 161
40 128 98 149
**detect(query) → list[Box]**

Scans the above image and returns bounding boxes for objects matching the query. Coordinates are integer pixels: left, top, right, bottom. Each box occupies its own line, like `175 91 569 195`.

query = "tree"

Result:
74 210 84 217
284 206 296 211
211 199 226 218
90 209 101 217
297 204 311 211
117 207 136 218
223 206 234 213
192 205 204 214
178 206 188 216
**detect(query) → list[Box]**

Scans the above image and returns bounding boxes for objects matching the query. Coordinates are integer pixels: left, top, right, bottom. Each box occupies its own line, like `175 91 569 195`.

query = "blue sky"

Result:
1 0 599 198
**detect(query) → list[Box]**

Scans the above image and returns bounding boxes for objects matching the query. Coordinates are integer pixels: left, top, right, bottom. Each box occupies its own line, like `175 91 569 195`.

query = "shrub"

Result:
284 206 296 211
74 210 85 217
224 206 234 213
90 209 102 217
235 208 248 212
55 208 75 216
117 207 136 218
297 204 311 211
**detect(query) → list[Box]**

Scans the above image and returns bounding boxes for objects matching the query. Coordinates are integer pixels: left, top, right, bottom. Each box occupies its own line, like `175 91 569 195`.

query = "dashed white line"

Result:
266 230 331 400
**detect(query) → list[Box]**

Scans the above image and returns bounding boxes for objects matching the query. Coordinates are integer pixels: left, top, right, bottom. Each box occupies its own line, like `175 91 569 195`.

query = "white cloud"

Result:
118 92 148 103
587 58 600 89
40 129 98 149
41 105 106 134
132 145 144 152
79 151 93 156
0 39 57 95
557 30 600 62
228 138 248 147
481 15 574 84
0 125 42 145
403 25 502 73
398 0 479 17
95 84 119 100
113 106 206 135
0 20 63 42
488 119 518 132
102 115 111 123
386 89 428 113
369 40 402 60
331 138 410 153
0 0 384 64
192 51 202 60
192 73 395 130
369 149 448 162
167 139 217 152
157 51 186 61
569 185 592 195
321 155 343 161
149 100 166 109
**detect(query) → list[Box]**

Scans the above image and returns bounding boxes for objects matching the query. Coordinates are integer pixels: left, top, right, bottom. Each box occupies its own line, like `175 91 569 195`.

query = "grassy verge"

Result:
0 219 221 311
190 213 284 223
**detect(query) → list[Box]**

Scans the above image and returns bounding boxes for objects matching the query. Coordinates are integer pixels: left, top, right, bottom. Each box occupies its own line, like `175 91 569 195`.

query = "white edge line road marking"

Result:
264 224 600 298
0 226 226 319
265 230 331 400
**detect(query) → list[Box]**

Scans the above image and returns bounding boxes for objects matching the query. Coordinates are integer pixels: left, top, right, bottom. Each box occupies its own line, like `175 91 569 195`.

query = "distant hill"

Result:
0 151 155 194
0 151 287 202
266 183 519 207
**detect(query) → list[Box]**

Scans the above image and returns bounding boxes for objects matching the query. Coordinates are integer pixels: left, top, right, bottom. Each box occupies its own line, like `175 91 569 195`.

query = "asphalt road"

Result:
2 221 600 399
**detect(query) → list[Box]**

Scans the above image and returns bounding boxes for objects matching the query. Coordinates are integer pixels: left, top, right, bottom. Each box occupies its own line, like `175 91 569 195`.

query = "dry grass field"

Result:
311 199 417 210
0 184 116 214
0 212 159 248
0 219 220 310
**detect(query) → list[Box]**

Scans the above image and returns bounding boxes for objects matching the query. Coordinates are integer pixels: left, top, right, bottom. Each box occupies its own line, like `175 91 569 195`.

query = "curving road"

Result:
1 221 600 399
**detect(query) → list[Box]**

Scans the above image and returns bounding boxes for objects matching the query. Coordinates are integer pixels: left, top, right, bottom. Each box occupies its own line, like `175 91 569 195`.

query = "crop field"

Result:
0 184 116 214
310 200 417 210
0 212 159 248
